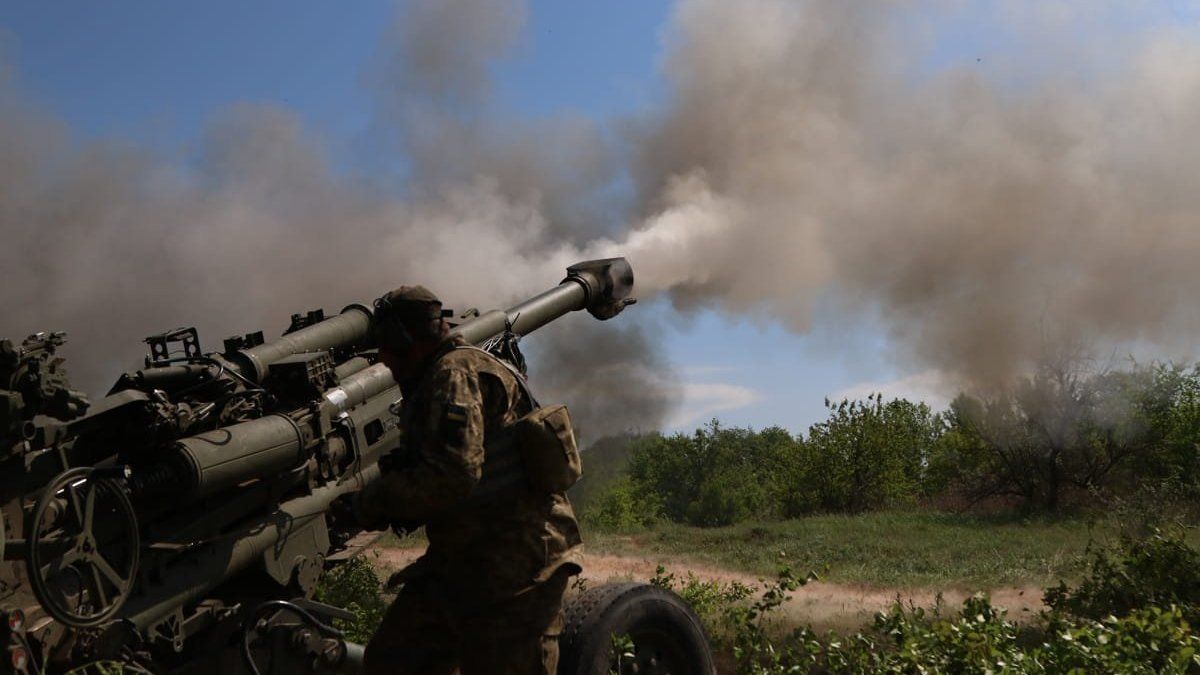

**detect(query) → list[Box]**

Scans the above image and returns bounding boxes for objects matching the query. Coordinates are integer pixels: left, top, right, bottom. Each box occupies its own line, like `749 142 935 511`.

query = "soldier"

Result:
354 285 582 675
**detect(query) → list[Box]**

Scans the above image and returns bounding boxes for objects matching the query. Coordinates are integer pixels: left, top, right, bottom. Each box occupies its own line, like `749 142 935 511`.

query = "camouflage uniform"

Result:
358 337 582 675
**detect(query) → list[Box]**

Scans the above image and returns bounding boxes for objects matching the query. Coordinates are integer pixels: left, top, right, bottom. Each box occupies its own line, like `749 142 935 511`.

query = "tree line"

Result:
576 361 1200 528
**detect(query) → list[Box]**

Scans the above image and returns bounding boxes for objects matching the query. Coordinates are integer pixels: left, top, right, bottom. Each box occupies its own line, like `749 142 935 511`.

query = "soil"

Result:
369 546 1046 632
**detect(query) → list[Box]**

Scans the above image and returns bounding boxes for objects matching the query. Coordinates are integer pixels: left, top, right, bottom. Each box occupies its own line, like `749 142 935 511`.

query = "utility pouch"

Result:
515 404 581 493
451 345 584 495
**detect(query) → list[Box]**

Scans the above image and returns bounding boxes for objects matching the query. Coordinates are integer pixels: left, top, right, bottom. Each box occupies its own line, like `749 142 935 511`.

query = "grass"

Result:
583 510 1130 589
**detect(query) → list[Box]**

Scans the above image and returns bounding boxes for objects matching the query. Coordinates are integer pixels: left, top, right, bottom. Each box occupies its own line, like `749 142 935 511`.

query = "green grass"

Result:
584 511 1136 589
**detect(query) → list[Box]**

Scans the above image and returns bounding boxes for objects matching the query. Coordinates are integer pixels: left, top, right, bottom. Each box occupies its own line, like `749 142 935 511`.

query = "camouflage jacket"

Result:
358 337 583 599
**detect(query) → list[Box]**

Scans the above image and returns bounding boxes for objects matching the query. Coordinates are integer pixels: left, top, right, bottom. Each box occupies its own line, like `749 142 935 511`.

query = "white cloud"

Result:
665 380 763 430
680 364 738 377
833 370 953 411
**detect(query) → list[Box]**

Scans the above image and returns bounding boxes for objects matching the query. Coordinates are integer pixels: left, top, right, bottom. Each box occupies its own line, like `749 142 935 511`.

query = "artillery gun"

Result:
0 258 716 675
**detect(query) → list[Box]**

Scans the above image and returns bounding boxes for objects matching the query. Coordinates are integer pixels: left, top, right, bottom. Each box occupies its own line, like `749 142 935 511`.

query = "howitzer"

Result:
0 259 641 674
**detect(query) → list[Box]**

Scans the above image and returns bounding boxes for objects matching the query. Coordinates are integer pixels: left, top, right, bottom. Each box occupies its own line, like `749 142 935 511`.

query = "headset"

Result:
371 295 453 355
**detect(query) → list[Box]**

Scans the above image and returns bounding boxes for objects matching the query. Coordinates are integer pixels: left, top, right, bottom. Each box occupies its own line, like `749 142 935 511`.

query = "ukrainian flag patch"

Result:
445 403 468 424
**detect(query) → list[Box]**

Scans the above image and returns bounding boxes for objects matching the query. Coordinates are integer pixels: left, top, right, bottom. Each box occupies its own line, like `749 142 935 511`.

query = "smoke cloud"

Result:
600 0 1200 389
0 0 671 435
3 0 1200 430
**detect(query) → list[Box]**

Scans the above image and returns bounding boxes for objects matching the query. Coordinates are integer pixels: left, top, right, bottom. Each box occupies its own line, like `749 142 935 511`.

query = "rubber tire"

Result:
558 582 716 675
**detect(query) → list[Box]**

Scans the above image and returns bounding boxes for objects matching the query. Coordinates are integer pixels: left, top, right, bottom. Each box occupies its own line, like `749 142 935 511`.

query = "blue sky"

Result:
0 1 1075 434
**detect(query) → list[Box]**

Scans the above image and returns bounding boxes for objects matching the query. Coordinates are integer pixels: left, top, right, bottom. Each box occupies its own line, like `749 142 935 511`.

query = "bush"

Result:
645 527 1200 673
625 422 802 526
582 475 661 530
941 362 1200 512
577 360 1200 527
313 556 389 644
1045 528 1200 626
568 433 646 512
802 395 943 513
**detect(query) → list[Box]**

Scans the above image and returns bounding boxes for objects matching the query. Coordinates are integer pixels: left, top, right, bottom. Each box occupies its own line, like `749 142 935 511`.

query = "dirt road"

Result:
370 546 1045 632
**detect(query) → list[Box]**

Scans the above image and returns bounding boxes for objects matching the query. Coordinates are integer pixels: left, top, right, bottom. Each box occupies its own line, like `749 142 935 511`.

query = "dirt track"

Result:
370 547 1045 632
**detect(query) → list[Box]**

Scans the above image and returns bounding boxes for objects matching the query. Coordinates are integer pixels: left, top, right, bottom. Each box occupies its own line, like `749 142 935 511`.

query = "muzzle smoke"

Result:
596 0 1200 389
2 0 1199 431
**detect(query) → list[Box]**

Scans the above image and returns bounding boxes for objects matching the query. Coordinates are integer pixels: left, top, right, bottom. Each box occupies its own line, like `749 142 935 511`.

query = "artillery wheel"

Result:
26 467 140 628
559 582 715 675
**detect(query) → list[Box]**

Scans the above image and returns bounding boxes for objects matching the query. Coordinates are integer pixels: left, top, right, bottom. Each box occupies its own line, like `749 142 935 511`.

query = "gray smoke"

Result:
5 0 1200 427
375 0 625 242
599 0 1200 390
0 0 675 435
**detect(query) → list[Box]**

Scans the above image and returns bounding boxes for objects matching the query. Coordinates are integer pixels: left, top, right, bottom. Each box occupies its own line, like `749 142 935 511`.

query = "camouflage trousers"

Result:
362 570 570 675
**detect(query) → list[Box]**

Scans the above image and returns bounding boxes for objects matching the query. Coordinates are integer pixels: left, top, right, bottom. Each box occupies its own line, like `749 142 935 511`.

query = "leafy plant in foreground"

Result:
313 556 389 644
1044 527 1200 625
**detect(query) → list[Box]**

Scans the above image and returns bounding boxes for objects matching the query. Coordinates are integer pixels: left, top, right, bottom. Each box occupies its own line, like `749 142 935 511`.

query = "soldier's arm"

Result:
356 364 486 525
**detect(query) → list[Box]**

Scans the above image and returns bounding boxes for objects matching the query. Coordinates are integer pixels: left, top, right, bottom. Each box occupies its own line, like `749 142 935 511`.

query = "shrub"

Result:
625 422 801 526
802 395 943 513
1044 528 1200 625
582 475 661 530
942 361 1200 512
645 527 1200 673
313 556 389 644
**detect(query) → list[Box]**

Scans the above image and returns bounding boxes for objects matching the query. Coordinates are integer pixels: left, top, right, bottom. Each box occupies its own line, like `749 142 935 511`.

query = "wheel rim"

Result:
26 467 140 627
613 627 694 675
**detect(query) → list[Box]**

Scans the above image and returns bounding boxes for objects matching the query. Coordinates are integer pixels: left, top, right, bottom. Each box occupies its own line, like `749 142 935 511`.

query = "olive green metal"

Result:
229 305 372 383
325 257 635 416
333 356 372 382
3 257 638 668
125 364 214 390
123 464 380 630
451 257 634 344
322 365 398 416
171 414 306 497
339 642 365 674
450 284 585 345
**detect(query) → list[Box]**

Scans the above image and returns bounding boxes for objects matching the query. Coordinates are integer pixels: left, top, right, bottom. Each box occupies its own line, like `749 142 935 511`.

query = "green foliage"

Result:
313 556 389 644
582 475 661 530
608 632 636 674
801 394 943 513
1040 606 1200 674
1045 527 1200 626
569 433 646 512
584 397 945 528
943 362 1200 512
575 361 1200 528
649 564 754 629
626 422 801 526
650 529 1200 673
585 510 1112 589
858 595 1200 674
650 565 816 672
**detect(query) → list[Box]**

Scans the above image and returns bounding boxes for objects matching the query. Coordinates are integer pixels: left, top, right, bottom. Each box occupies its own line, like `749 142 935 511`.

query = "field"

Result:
583 510 1114 589
374 510 1174 632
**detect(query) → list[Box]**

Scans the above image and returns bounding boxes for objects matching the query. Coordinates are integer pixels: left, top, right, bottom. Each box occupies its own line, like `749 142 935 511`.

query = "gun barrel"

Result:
322 258 635 415
450 283 585 345
452 257 635 343
229 305 373 383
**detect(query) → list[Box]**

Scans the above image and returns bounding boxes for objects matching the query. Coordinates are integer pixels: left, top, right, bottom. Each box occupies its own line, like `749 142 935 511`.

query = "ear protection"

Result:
371 296 453 354
372 296 414 354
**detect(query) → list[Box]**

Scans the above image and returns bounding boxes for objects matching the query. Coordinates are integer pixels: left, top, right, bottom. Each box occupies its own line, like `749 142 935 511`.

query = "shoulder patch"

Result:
445 403 469 424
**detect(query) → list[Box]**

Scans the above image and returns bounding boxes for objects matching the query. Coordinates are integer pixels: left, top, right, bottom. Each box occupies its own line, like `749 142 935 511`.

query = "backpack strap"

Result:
451 344 541 411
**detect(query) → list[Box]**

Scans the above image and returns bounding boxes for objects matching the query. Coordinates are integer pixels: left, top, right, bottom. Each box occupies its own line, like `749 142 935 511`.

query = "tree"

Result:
942 360 1200 511
624 422 803 526
801 393 942 513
